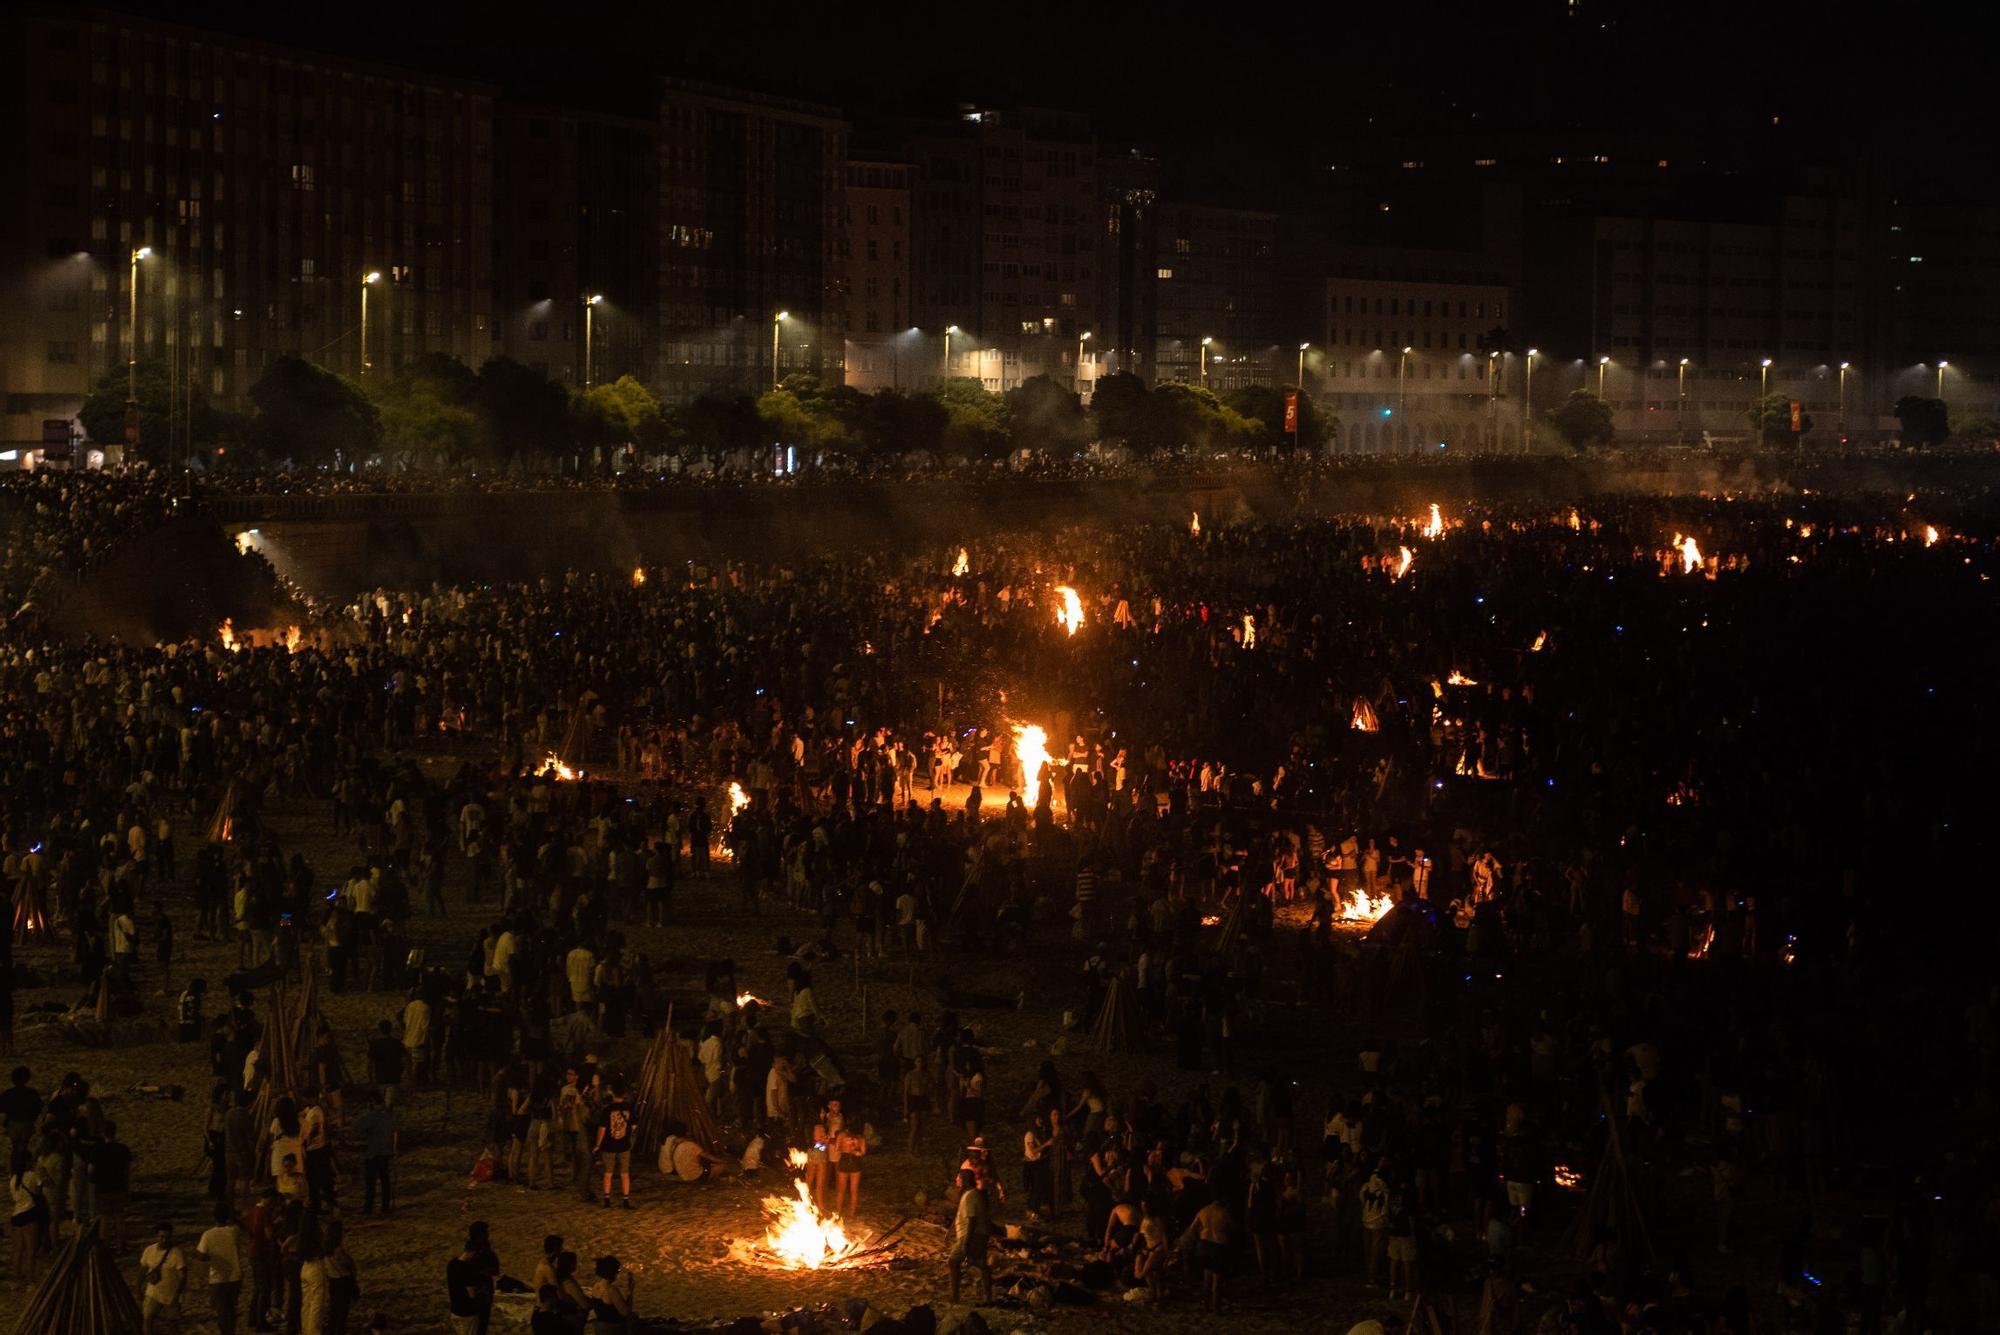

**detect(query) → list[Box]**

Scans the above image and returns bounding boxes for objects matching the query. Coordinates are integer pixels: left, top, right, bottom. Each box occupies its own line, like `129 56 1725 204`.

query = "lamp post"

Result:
360 271 381 377
1487 350 1499 448
1759 358 1772 448
1076 330 1092 396
1677 358 1690 447
582 294 603 387
126 245 152 442
1838 361 1850 438
771 310 789 390
1596 354 1610 399
943 324 960 381
1937 360 1948 404
1397 346 1411 428
1523 348 1537 451
1199 336 1213 390
1297 341 1310 390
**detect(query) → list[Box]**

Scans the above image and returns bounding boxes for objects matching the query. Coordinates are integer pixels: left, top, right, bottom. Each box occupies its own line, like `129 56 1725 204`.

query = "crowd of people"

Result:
2 463 1996 1333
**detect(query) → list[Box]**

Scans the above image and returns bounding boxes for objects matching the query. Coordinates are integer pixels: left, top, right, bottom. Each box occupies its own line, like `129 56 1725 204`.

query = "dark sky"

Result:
106 0 1982 203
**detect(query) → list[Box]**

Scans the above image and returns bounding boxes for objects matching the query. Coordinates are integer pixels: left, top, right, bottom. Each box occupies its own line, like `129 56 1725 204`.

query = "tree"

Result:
863 390 947 458
474 357 572 460
679 394 763 456
757 375 865 455
932 377 1011 458
1548 389 1615 449
78 359 174 462
1748 392 1811 447
247 356 380 466
574 375 664 453
1090 372 1156 450
1893 396 1950 446
374 355 483 467
1223 385 1329 451
1951 414 2000 446
1004 375 1089 455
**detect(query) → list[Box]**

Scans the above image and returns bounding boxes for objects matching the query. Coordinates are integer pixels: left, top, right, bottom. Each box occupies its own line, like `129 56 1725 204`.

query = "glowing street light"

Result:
944 324 960 379
126 246 153 446
360 271 382 377
1759 358 1773 448
1398 346 1412 425
1838 361 1850 436
1677 357 1690 446
584 294 604 387
1937 359 1949 403
1523 348 1538 450
771 310 790 390
1596 354 1610 398
1298 341 1310 389
1199 335 1213 390
1076 330 1092 396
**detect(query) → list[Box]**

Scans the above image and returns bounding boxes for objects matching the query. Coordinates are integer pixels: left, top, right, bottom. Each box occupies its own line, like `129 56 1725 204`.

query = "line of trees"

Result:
79 355 1334 470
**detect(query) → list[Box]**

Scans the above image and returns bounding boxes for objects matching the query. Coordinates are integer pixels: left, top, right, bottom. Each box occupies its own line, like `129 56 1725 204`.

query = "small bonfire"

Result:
728 1178 880 1271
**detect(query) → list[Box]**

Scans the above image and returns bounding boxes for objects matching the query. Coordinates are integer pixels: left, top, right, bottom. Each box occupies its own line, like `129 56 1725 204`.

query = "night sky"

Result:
103 0 1979 204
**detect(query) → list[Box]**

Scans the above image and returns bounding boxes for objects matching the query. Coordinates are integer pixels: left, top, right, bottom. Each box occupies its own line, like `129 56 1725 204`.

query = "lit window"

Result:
1156 267 1173 279
1473 158 1497 167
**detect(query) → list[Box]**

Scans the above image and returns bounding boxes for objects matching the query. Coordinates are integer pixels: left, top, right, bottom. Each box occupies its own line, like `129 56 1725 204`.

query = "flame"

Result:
953 548 969 577
282 625 302 653
1423 503 1444 539
1446 670 1479 686
737 992 772 1010
786 1148 809 1170
1190 511 1201 537
1567 508 1581 532
1688 925 1715 959
534 753 579 782
218 817 234 843
733 1179 864 1270
1349 698 1379 733
1530 631 1546 653
1240 613 1256 649
1200 915 1221 927
729 782 751 815
1392 547 1414 580
1013 724 1051 806
633 565 647 586
1671 533 1703 574
1342 889 1394 923
1054 585 1084 636
218 619 241 653
1553 1164 1583 1191
1923 524 1940 547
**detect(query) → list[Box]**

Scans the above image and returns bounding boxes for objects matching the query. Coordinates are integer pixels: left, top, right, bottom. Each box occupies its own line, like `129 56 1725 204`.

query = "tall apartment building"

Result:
895 108 1099 394
493 105 657 389
654 80 847 403
0 5 494 451
1097 150 1160 383
841 156 918 391
1153 203 1280 392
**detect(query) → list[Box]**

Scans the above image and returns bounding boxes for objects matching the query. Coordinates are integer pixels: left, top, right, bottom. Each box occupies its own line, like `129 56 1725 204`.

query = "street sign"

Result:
1789 399 1802 432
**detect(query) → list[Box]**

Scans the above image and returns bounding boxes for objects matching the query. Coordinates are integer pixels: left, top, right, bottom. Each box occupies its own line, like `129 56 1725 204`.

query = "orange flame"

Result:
1553 1164 1583 1191
1343 889 1394 923
1447 669 1479 686
1013 724 1051 806
633 566 647 587
534 753 579 781
218 619 241 653
1350 698 1379 733
737 992 772 1009
1392 546 1414 580
1673 534 1703 574
1923 525 1940 547
953 548 969 577
282 625 302 653
1240 613 1256 649
1054 585 1084 636
786 1148 809 1170
1422 503 1444 539
732 1179 865 1270
729 782 751 815
1190 511 1201 537
1530 631 1546 653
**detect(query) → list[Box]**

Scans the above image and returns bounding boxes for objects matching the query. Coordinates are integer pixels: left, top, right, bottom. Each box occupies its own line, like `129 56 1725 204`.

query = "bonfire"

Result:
1422 502 1444 539
1240 613 1257 649
1054 585 1084 636
728 781 751 816
1446 669 1479 686
1013 724 1052 806
1350 698 1380 733
1342 889 1394 924
736 992 772 1010
1190 511 1201 537
633 566 647 587
1672 533 1703 574
1923 524 1940 547
952 548 969 577
533 753 579 782
728 1179 871 1271
1530 630 1547 653
282 625 303 653
1392 546 1414 581
218 619 241 653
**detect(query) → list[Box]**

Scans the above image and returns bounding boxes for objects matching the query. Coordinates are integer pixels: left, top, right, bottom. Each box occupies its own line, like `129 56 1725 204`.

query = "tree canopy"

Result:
247 356 380 466
1548 389 1615 449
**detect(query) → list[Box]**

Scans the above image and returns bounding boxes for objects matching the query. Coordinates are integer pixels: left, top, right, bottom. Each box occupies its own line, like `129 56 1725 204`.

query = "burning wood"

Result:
1190 510 1201 537
1924 524 1940 547
218 619 241 653
1446 669 1479 686
786 1148 809 1170
1672 533 1704 574
728 1179 870 1271
1567 508 1582 532
1553 1164 1584 1191
729 782 751 816
282 625 303 653
1053 585 1084 636
533 753 579 781
1349 698 1379 733
952 547 970 577
1530 630 1547 653
1392 546 1414 581
1422 503 1444 539
1342 889 1393 923
1240 613 1256 649
736 992 772 1010
632 566 647 587
1200 914 1222 927
1013 724 1051 806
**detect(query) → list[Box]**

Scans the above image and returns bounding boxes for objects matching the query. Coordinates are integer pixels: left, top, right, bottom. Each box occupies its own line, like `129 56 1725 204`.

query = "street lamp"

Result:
1076 330 1092 396
1596 354 1610 399
125 245 153 448
770 310 791 390
1487 351 1500 448
360 272 382 377
1397 346 1412 428
1677 358 1690 447
1199 336 1213 390
1759 358 1772 448
1937 360 1949 403
1298 341 1310 389
1523 348 1538 451
944 324 960 380
1838 361 1850 437
583 294 604 387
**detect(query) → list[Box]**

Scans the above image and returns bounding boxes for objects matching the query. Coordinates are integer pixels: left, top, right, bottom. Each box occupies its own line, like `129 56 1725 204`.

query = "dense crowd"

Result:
2 477 1997 1333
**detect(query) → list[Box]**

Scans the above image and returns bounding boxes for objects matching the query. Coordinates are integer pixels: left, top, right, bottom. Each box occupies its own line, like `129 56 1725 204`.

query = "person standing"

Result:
593 1085 633 1210
8 1159 50 1290
354 1094 397 1216
138 1221 189 1335
1360 1157 1391 1289
301 1093 335 1214
366 1022 404 1108
947 1168 991 1304
90 1122 133 1253
321 1219 358 1335
196 1203 246 1335
244 1188 282 1333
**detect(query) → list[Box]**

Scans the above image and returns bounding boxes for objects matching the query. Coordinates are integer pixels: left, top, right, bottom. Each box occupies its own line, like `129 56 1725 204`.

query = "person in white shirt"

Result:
139 1222 189 1333
195 1204 246 1335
